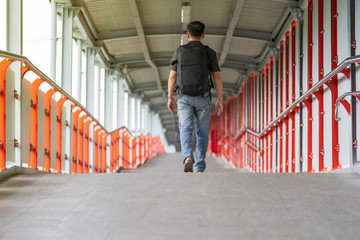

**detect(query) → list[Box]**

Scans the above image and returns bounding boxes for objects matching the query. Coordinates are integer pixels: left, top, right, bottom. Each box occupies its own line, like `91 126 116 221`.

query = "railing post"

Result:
84 119 92 173
55 97 67 173
0 59 13 170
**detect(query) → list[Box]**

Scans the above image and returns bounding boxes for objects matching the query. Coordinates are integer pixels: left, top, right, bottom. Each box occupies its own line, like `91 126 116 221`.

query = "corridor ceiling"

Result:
75 0 301 151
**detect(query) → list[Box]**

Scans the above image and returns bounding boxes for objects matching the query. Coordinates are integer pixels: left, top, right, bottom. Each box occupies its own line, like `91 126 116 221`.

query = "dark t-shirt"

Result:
170 41 220 73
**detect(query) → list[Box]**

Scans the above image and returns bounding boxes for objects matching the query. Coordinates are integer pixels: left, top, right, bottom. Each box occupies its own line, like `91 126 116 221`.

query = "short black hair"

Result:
187 21 205 38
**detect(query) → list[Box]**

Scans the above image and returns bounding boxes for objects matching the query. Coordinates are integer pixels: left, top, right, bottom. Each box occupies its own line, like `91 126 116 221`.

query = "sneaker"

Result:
184 158 193 172
194 170 204 173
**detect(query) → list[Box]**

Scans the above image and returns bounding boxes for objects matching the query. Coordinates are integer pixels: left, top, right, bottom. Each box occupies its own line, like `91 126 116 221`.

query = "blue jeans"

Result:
177 92 211 171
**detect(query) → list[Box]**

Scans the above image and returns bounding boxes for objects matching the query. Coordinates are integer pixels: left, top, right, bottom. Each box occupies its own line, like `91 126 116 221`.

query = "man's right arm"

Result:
167 70 177 112
213 71 224 116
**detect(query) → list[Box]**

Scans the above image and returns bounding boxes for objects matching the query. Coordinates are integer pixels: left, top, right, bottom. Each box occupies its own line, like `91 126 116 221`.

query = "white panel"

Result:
50 98 57 172
37 89 46 169
337 0 350 63
323 87 332 169
294 112 300 172
313 94 320 172
323 0 332 78
313 0 319 85
303 7 309 92
63 101 71 173
21 78 31 167
302 105 308 172
356 0 360 56
337 0 351 167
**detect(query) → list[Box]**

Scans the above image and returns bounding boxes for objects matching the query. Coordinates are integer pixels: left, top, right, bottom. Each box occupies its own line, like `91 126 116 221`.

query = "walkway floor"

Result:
1 153 360 240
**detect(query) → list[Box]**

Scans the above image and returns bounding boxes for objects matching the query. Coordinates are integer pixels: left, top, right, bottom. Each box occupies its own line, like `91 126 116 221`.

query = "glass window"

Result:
124 92 128 127
0 0 6 51
99 68 105 125
72 39 78 99
23 0 51 76
94 65 99 118
112 79 118 130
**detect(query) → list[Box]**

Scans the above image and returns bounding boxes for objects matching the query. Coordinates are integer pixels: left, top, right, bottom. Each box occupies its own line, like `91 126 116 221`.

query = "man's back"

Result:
176 41 211 96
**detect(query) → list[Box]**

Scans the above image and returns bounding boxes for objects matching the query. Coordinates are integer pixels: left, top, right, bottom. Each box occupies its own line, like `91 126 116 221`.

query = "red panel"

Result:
0 59 13 170
285 31 290 108
99 132 105 173
43 89 56 171
93 127 101 173
280 41 284 113
305 0 314 172
317 0 325 171
103 133 108 173
78 114 88 173
277 122 283 173
71 108 81 174
329 0 340 169
84 119 92 173
55 97 67 173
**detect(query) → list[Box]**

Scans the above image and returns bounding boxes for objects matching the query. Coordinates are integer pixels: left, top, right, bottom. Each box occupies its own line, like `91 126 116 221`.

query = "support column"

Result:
127 94 133 130
76 39 83 103
135 96 140 136
350 0 357 166
104 70 113 130
61 6 73 94
117 75 124 128
86 47 95 115
50 0 57 82
6 0 22 167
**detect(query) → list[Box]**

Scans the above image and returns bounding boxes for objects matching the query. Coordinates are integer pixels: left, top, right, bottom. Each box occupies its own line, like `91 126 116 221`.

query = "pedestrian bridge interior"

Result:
1 0 360 239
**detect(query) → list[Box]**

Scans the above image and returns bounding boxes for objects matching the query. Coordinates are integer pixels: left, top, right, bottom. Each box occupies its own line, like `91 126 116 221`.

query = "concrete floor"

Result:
1 153 360 240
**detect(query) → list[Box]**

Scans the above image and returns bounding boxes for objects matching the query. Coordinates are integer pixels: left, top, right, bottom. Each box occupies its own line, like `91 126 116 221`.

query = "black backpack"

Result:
173 42 214 96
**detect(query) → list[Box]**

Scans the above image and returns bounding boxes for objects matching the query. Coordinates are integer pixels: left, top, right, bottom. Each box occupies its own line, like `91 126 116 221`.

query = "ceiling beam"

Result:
98 27 273 43
111 52 257 70
218 0 245 66
113 52 173 64
128 0 163 95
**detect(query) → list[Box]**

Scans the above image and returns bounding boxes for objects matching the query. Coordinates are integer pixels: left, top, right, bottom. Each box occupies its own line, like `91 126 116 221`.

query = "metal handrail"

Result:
230 55 360 138
335 91 360 121
0 51 156 141
0 50 108 132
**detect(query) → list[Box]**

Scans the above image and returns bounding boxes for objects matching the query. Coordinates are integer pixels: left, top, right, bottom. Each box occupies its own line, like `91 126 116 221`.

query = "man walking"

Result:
167 21 224 173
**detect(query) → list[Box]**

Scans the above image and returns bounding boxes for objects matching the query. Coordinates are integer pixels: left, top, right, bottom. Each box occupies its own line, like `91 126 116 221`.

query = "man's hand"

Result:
168 98 177 112
215 99 224 116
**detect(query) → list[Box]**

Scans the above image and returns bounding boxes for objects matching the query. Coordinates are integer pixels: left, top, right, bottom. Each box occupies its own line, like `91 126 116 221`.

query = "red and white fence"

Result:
0 51 164 174
209 0 360 173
